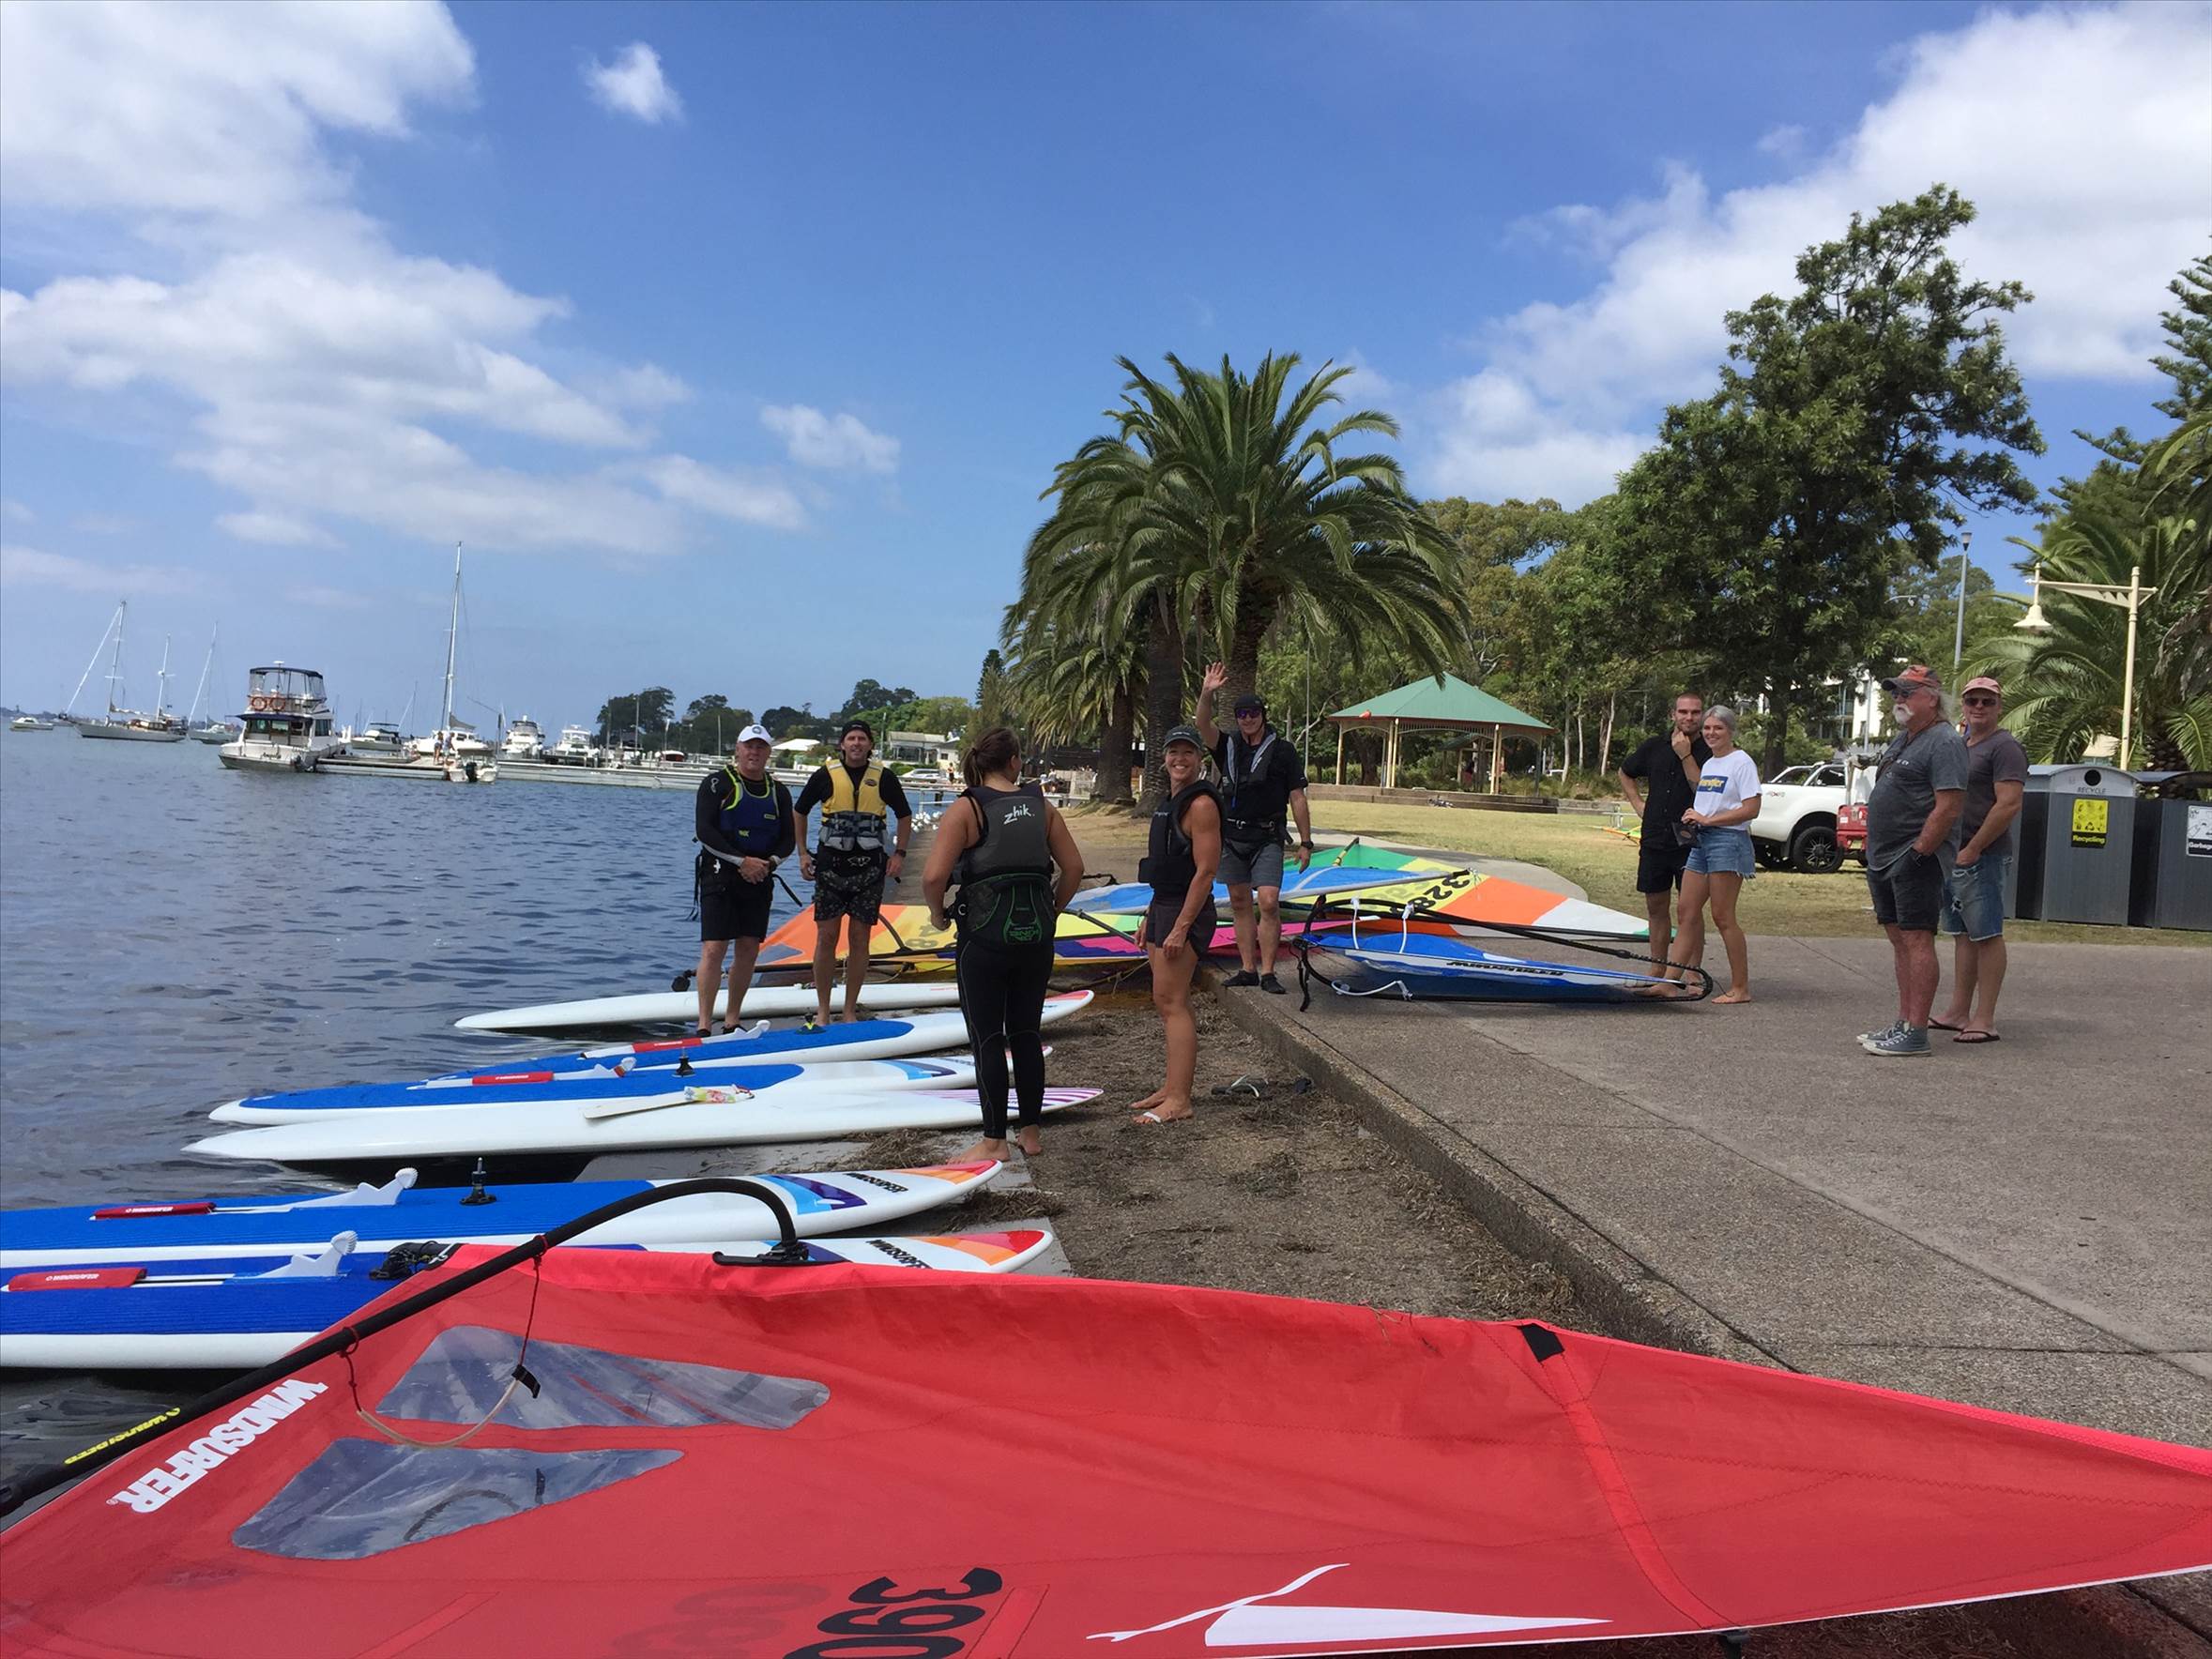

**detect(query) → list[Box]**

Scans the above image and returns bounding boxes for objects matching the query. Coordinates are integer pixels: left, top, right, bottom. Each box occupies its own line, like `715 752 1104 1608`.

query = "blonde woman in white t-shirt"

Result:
1673 706 1761 1004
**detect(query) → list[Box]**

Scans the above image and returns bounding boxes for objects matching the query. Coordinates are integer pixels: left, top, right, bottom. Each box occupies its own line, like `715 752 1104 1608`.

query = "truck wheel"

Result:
1789 823 1842 875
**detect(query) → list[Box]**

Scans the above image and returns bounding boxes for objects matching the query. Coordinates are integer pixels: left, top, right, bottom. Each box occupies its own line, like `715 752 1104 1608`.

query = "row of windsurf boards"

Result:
2 985 1102 1370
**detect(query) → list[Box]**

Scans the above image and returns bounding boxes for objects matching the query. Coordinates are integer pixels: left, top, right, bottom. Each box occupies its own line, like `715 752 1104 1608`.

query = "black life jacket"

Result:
954 784 1055 947
1144 781 1218 903
718 768 784 852
1220 727 1289 847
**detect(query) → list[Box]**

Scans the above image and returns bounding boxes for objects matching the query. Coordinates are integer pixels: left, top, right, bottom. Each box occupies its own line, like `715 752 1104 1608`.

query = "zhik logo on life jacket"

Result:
107 1379 328 1514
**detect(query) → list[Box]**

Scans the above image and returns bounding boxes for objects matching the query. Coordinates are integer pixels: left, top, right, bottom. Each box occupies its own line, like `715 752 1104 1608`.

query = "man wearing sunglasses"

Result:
1931 676 2027 1044
1860 664 1968 1058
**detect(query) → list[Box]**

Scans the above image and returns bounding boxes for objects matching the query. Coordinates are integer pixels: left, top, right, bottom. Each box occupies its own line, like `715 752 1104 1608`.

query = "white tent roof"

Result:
771 737 823 752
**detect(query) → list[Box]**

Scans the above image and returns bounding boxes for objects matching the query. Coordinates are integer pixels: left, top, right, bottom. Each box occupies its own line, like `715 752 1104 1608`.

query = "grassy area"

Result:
1304 801 2212 948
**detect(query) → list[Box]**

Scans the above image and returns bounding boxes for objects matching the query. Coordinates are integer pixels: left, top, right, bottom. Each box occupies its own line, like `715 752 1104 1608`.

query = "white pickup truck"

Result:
1748 761 1861 874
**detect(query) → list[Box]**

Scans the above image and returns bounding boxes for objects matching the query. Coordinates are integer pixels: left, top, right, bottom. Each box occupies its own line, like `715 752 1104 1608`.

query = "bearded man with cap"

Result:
1860 664 1969 1058
1931 675 2029 1044
1196 662 1313 994
692 723 799 1036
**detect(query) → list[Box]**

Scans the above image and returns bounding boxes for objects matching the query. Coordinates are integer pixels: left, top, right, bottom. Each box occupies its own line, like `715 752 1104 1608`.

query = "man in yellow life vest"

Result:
795 719 916 1023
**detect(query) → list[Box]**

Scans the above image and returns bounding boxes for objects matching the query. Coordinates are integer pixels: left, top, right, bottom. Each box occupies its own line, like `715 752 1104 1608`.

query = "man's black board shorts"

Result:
701 877 774 943
813 854 888 925
1867 850 1945 933
1636 836 1694 894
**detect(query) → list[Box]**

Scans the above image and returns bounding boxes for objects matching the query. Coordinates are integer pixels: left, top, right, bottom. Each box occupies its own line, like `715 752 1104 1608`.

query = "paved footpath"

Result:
1220 920 2212 1637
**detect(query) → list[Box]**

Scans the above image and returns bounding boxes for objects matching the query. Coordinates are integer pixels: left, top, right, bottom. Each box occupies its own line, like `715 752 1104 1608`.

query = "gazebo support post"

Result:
1335 723 1346 786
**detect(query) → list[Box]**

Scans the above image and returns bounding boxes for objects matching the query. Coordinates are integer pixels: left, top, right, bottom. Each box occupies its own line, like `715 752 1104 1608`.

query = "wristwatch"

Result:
1299 840 1316 850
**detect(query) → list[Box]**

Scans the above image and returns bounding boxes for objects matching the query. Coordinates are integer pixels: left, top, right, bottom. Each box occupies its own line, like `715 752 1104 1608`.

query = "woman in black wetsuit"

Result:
923 728 1084 1162
1131 724 1221 1126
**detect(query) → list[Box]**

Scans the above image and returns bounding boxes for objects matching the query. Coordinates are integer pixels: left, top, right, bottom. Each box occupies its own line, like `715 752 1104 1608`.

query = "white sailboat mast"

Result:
441 542 462 733
66 602 124 718
155 635 174 720
187 626 218 725
106 601 129 714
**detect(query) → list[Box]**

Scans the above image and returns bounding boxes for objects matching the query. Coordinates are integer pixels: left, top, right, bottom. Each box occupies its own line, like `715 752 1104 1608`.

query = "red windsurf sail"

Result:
4 1248 2206 1657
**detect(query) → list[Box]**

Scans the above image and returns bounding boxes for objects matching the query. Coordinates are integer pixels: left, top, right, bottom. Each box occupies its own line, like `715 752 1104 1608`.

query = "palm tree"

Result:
1072 354 1468 705
1971 512 2212 770
999 602 1144 802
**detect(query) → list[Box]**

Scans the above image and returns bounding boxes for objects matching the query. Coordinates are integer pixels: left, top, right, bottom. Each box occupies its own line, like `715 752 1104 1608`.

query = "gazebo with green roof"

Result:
1328 673 1550 791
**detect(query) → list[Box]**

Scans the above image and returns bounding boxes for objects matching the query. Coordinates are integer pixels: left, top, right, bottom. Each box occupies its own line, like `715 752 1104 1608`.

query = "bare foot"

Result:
1133 1100 1193 1125
1632 981 1680 999
1714 989 1752 1005
1127 1086 1168 1114
955 1137 1009 1164
1013 1127 1043 1157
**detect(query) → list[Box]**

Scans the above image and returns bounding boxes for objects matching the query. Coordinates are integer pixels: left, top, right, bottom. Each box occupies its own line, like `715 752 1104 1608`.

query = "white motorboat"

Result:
339 721 407 755
546 724 600 764
500 716 545 759
8 716 54 732
217 664 348 773
76 613 187 742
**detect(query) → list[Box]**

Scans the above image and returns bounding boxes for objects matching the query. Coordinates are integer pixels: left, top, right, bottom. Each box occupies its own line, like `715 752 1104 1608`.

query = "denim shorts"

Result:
1685 827 1755 877
1940 851 2012 940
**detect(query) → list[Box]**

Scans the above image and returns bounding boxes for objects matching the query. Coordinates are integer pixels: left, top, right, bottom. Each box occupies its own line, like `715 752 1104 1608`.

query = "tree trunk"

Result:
1137 598 1183 814
1598 691 1617 776
1096 681 1136 805
1762 686 1792 778
1224 593 1277 713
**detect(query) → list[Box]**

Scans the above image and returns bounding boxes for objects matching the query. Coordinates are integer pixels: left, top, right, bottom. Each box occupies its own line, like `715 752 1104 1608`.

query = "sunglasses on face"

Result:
1962 695 1998 707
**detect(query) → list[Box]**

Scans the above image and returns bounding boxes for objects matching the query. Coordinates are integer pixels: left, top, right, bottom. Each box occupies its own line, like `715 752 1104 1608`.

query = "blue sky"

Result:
3 1 2206 727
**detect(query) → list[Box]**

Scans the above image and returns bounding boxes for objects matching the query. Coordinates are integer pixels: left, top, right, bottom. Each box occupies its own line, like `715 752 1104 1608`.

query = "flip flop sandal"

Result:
1953 1030 2001 1043
1132 1109 1185 1125
1929 1018 1966 1031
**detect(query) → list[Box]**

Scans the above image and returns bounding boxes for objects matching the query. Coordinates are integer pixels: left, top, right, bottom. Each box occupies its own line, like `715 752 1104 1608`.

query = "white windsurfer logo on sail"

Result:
106 1379 327 1514
1087 1562 1606 1646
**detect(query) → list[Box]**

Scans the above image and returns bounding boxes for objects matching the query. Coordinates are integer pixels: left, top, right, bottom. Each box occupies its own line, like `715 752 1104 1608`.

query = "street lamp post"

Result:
2015 563 2159 769
1951 529 1974 669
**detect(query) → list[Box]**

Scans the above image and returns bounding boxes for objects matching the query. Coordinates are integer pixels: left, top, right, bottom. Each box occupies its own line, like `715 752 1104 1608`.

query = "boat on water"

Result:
180 627 236 743
8 715 54 732
499 716 544 759
72 605 187 742
547 723 599 763
317 546 497 785
217 664 348 774
337 720 406 754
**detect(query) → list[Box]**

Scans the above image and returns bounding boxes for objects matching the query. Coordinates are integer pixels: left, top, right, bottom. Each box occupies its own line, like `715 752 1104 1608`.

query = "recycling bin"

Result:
2129 772 2212 932
2035 765 2138 926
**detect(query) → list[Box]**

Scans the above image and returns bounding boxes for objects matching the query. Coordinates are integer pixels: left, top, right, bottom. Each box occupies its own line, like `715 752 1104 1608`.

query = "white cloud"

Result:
1429 3 2212 505
0 1 474 222
0 5 794 561
220 510 341 549
645 457 807 530
585 43 682 124
1756 124 1808 160
0 543 200 594
760 405 901 474
2 499 34 525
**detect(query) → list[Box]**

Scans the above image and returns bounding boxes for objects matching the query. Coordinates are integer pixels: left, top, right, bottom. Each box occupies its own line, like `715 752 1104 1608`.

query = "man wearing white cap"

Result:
692 723 798 1036
1932 676 2028 1043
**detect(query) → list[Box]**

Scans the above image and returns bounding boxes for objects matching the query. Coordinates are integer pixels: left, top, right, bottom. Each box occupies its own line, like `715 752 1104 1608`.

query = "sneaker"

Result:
1866 1026 1933 1058
1259 972 1287 995
1224 970 1260 988
1857 1018 1905 1052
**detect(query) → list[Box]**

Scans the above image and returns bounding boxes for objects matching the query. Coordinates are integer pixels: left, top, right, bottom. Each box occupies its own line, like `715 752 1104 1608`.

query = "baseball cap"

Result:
1960 676 2003 698
1231 693 1266 716
1880 663 1943 695
736 723 772 745
1162 723 1205 751
839 719 874 740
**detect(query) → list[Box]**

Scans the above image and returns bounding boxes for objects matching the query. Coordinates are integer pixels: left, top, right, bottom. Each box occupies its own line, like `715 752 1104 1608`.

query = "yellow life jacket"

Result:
819 761 888 854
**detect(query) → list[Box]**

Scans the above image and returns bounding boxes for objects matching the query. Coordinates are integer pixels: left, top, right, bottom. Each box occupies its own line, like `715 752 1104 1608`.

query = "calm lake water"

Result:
0 731 941 1478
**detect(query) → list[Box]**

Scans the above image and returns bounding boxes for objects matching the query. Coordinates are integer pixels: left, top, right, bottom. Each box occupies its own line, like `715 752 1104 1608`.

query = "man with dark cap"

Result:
1860 664 1967 1058
1931 674 2028 1044
795 720 915 1023
1196 662 1312 993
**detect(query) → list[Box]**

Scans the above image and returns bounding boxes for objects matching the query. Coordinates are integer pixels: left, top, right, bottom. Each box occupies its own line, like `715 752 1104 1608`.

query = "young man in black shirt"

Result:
1616 692 1708 986
1196 662 1312 993
692 723 799 1035
795 721 915 1023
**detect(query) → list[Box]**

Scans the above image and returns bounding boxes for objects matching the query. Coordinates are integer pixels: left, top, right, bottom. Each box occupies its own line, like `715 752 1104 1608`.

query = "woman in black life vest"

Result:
924 728 1084 1161
1131 725 1221 1125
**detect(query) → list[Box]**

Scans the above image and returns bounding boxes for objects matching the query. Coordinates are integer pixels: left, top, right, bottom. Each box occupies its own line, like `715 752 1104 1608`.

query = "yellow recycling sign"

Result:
2070 797 2109 849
